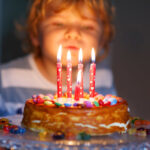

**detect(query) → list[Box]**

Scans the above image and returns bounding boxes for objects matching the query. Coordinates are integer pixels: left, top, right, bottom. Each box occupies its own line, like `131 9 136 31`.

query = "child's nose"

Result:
65 26 81 40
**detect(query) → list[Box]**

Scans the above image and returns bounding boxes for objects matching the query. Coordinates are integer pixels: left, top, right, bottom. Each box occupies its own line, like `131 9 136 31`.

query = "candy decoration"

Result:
109 98 117 105
53 131 65 140
64 103 72 107
77 132 91 140
84 101 93 108
98 99 104 106
93 101 99 107
103 101 111 106
44 101 53 106
32 95 37 103
18 127 26 134
131 117 140 125
3 125 10 132
55 102 62 107
36 95 45 104
73 103 78 107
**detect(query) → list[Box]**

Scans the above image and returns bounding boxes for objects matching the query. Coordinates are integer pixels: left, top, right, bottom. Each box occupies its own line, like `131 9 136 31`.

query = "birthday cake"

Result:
22 93 130 135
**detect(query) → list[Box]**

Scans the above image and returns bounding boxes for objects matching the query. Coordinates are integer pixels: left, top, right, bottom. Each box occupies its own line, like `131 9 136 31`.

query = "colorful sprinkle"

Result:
93 101 99 107
55 102 62 107
44 101 53 105
109 98 117 105
64 103 72 107
77 132 91 140
84 101 93 108
98 99 104 106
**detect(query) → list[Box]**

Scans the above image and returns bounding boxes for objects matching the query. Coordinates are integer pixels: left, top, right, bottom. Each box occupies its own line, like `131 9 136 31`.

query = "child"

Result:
0 0 116 116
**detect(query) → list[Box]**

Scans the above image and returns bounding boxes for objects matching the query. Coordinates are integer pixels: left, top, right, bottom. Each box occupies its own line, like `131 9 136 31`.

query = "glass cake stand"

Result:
0 115 150 150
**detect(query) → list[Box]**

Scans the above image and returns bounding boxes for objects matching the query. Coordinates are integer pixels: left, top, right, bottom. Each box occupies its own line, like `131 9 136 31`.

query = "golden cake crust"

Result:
22 99 130 135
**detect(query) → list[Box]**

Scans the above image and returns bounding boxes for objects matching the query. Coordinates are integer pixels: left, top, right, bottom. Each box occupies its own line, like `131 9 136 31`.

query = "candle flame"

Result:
91 48 95 63
57 45 62 62
77 70 81 83
67 50 71 62
79 48 83 63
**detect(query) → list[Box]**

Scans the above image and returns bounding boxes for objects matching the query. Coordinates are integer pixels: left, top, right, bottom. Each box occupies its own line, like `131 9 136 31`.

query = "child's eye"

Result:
52 22 64 27
82 25 94 30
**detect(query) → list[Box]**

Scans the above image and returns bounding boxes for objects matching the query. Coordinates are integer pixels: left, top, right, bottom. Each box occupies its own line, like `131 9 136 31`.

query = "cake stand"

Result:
0 115 150 150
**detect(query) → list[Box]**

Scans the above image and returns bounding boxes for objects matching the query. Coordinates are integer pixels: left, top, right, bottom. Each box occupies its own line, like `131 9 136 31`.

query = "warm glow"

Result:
91 48 95 63
67 50 71 62
79 48 83 63
57 45 62 62
77 70 81 83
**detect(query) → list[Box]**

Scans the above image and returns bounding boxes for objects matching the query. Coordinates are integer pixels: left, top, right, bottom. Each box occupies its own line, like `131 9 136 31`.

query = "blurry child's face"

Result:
36 5 103 67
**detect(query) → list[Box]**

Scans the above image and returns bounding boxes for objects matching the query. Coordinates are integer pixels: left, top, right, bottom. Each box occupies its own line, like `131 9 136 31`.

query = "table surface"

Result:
0 115 150 150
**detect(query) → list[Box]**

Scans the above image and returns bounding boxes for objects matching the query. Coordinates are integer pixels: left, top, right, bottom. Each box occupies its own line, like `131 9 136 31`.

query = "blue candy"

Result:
103 98 108 103
73 103 78 107
18 127 26 134
64 103 72 107
10 126 26 134
109 98 117 105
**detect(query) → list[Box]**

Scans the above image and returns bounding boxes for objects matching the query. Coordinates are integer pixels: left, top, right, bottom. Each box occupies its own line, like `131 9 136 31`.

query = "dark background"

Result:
1 0 150 119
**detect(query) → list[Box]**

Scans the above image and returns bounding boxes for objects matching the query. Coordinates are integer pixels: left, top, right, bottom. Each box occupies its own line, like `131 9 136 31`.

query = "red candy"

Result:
98 99 104 106
103 101 111 106
98 99 111 106
36 96 45 104
3 125 10 132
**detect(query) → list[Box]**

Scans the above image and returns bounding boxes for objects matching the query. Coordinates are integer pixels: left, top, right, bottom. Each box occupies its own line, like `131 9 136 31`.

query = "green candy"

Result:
93 101 99 107
55 102 62 107
77 132 91 140
131 117 140 124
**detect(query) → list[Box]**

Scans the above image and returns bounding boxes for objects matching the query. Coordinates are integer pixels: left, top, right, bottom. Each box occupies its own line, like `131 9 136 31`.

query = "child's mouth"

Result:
65 46 79 51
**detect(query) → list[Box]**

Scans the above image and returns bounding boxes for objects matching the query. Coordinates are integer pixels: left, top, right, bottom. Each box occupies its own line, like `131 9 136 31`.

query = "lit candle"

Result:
74 70 81 101
89 48 96 99
78 48 83 98
57 45 62 99
67 50 72 99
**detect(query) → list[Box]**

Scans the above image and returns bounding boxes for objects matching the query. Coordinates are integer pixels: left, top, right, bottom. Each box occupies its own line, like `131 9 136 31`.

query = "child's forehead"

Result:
46 5 99 22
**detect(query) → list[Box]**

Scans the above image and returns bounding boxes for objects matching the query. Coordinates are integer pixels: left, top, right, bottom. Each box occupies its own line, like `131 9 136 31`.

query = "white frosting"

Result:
57 112 67 115
75 123 97 129
47 122 65 126
99 120 130 131
32 120 41 123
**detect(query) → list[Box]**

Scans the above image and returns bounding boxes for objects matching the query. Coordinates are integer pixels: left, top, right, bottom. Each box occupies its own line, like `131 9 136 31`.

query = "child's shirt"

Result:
0 54 117 116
